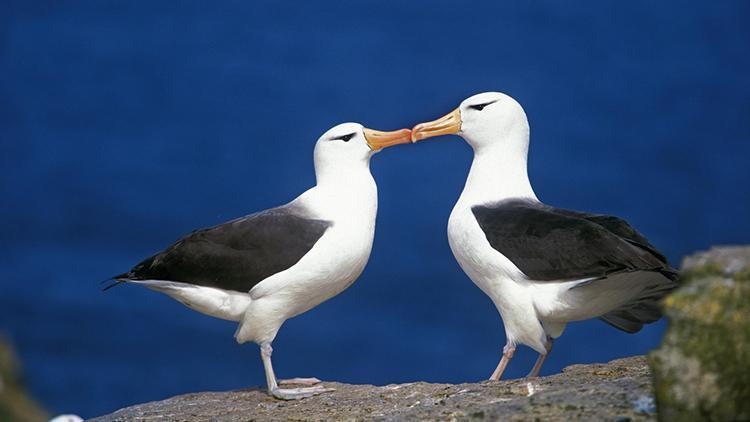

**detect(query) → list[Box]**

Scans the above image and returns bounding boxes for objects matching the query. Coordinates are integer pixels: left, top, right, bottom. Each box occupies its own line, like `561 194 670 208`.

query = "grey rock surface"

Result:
681 245 750 275
93 356 654 421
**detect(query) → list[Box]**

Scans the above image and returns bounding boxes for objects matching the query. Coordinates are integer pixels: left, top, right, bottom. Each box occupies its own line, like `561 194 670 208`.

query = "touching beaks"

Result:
411 108 461 142
363 128 413 151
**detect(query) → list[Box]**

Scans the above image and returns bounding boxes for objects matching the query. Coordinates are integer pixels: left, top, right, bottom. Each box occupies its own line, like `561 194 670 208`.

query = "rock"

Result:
649 245 750 421
0 337 49 422
92 356 655 421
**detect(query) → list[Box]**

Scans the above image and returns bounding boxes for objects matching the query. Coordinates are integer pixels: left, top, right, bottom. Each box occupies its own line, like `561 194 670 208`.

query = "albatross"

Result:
107 123 411 399
411 92 679 380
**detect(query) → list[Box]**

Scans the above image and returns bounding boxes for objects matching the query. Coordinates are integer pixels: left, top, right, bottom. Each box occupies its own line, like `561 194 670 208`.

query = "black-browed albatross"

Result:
107 123 411 399
411 92 679 380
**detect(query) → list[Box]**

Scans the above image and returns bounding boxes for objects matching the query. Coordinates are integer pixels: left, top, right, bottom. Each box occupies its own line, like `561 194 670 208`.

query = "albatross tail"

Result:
101 274 129 291
599 270 680 333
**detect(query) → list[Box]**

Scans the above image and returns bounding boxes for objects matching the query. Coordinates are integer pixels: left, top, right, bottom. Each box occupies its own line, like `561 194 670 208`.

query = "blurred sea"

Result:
2 1 749 418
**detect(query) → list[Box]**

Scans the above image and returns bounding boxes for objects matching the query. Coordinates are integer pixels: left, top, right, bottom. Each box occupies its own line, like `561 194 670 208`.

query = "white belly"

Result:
448 204 550 352
233 179 378 345
235 219 375 345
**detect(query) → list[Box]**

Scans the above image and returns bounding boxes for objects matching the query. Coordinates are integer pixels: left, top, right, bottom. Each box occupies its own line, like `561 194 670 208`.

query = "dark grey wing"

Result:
116 205 331 293
549 207 680 332
554 209 671 267
471 198 675 281
472 198 679 333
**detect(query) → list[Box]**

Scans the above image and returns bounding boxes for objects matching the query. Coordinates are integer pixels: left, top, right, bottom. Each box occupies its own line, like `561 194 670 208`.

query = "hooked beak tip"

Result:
410 127 424 142
409 108 462 143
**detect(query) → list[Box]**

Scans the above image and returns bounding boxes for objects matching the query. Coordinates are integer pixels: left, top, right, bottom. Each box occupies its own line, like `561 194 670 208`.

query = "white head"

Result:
313 122 411 184
411 92 530 156
410 92 536 200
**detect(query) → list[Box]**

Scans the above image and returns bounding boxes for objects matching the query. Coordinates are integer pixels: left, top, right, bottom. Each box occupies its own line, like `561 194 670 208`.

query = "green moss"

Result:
681 263 722 280
733 267 750 283
650 250 750 421
680 261 750 284
664 278 749 324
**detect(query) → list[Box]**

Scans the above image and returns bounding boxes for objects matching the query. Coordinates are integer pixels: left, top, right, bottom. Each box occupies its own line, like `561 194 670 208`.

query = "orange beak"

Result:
363 128 413 151
411 108 462 142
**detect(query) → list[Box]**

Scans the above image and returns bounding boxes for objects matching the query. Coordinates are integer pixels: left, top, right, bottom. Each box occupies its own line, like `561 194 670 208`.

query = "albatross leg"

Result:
260 343 334 400
526 336 553 378
490 343 516 381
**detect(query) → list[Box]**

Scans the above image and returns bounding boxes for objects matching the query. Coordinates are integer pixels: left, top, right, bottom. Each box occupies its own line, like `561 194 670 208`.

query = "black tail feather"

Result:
101 273 129 291
599 313 643 333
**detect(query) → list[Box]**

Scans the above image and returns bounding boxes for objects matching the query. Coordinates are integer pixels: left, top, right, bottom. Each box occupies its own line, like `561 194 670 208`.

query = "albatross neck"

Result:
459 139 537 206
314 157 374 190
310 157 378 219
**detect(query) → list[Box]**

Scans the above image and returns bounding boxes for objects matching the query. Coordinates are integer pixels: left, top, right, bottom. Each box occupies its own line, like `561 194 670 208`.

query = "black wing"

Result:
471 198 676 281
472 198 679 334
115 205 331 293
553 209 670 265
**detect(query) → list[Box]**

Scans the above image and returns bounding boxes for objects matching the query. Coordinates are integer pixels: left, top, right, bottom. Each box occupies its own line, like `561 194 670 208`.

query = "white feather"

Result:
446 92 662 354
128 279 251 321
125 123 380 349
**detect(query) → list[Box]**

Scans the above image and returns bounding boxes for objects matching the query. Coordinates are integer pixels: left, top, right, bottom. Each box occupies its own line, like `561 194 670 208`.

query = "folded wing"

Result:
472 198 679 333
116 205 331 293
472 198 676 281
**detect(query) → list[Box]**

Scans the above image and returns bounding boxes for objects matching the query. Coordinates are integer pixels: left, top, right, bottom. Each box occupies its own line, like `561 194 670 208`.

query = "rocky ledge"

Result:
93 356 655 421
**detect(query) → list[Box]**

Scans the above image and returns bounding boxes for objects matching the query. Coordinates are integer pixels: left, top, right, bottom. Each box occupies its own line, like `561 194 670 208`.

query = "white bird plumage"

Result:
235 123 380 346
412 92 678 380
112 122 411 399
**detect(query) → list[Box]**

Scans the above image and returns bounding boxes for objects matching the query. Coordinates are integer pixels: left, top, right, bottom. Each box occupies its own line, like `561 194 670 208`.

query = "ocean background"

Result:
2 1 749 418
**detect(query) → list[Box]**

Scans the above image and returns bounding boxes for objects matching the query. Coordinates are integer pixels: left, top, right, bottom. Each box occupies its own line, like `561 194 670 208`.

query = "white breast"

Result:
236 173 378 345
447 201 550 353
447 199 662 353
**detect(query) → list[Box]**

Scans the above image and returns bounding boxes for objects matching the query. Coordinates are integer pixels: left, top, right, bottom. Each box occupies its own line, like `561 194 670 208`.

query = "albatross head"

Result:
411 92 529 154
313 122 411 175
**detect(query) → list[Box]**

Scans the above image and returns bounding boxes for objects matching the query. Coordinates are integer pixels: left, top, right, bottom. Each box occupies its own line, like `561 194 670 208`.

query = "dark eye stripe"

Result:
469 101 496 111
333 133 356 142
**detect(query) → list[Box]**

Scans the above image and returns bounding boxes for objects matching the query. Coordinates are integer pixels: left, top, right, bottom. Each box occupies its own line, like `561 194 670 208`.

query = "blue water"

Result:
2 1 749 418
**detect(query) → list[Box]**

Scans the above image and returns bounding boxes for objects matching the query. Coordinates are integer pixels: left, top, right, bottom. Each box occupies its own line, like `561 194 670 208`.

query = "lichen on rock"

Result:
650 246 750 421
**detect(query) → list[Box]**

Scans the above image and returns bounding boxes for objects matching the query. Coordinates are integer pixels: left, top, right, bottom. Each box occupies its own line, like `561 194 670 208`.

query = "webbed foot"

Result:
270 385 335 400
278 377 322 386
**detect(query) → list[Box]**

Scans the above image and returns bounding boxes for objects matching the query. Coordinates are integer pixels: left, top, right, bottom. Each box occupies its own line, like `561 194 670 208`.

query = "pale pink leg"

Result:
260 343 334 400
527 337 553 378
490 344 516 381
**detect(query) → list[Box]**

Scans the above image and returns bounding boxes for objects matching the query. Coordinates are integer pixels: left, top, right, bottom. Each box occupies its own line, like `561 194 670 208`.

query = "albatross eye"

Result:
469 101 496 111
332 133 356 142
